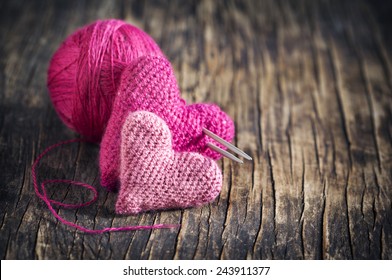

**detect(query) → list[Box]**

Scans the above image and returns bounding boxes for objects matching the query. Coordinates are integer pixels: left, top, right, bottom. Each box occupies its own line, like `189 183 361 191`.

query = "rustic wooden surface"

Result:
0 0 391 260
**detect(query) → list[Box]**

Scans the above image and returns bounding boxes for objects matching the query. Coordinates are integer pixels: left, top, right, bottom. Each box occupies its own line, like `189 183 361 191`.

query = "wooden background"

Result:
0 0 391 260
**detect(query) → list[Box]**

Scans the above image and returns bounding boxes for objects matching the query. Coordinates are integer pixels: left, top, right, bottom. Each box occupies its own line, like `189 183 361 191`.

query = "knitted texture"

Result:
116 111 222 215
100 55 234 191
47 19 163 142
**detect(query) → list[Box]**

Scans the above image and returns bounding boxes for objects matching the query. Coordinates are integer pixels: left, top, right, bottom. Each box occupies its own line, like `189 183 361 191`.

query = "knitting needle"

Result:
203 128 252 162
207 142 244 164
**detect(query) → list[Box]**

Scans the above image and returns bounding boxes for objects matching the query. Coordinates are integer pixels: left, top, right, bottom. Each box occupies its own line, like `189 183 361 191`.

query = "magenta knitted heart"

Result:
100 55 234 191
116 111 222 215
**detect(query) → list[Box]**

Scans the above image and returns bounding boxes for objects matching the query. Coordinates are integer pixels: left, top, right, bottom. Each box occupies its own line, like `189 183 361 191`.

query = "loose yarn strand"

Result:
31 139 179 234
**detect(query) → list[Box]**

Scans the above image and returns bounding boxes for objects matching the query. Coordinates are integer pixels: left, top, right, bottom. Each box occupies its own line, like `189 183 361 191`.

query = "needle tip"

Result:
203 128 252 162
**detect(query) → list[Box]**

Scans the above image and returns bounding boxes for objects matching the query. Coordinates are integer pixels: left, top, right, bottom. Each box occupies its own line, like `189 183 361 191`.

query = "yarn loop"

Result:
31 139 179 233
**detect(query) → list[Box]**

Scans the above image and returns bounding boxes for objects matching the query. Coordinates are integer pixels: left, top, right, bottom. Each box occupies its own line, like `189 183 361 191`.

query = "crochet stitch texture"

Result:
116 111 222 214
100 55 234 191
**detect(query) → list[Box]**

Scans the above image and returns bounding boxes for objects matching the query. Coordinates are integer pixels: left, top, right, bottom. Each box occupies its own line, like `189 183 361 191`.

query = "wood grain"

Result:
0 0 391 259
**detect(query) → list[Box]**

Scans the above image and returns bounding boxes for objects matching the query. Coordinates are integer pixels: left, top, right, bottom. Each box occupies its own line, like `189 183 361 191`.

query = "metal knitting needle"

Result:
203 128 253 162
207 142 244 164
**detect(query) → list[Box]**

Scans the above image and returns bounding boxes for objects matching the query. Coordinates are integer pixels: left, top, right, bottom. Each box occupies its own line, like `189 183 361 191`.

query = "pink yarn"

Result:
47 19 163 142
100 55 234 190
37 19 235 232
116 111 222 214
47 19 234 173
31 139 179 233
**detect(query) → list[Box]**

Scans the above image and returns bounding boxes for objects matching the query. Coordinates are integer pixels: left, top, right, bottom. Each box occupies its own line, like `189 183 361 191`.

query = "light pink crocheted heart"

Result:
116 111 222 215
100 55 234 191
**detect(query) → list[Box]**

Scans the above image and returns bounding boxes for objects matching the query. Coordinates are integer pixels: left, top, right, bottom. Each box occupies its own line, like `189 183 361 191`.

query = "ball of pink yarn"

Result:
47 19 163 142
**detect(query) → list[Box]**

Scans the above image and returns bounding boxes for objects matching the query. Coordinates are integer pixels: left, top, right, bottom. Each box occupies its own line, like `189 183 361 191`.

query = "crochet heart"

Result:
100 55 234 191
115 111 222 214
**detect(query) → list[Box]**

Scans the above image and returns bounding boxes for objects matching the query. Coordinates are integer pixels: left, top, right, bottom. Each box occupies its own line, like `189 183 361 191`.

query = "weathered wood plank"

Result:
0 0 391 259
